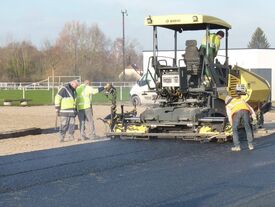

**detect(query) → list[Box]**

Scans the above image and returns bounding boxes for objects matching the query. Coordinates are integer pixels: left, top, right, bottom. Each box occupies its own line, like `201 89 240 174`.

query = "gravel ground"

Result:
0 105 274 156
0 105 143 156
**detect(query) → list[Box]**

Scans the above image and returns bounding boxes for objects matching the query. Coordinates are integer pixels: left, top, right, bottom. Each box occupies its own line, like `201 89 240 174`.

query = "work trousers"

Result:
199 47 216 77
78 108 96 139
59 116 75 140
232 110 253 147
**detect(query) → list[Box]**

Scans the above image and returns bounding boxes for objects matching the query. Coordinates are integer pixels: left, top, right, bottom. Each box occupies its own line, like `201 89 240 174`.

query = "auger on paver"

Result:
100 85 140 135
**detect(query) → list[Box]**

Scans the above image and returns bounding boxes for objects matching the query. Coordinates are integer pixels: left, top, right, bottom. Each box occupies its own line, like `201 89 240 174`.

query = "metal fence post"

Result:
120 86 123 101
23 87 25 99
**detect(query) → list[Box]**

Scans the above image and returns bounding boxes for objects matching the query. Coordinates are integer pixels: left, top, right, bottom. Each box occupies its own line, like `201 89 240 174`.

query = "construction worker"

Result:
76 80 111 141
225 85 257 152
55 80 79 142
200 30 224 64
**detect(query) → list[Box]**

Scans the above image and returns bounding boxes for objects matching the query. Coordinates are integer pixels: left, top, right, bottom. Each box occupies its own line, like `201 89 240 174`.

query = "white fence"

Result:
0 76 82 90
0 78 136 90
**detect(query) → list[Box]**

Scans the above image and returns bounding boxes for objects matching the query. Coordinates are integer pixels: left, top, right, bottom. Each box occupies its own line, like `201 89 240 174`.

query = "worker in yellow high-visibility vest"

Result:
200 30 224 63
225 85 257 152
55 80 79 142
76 80 111 141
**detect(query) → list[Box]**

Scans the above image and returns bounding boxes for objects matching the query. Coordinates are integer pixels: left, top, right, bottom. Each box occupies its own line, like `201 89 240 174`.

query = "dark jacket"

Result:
55 83 77 117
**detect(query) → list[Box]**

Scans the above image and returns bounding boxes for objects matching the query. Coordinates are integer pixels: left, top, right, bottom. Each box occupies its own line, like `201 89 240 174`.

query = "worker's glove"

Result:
104 83 112 91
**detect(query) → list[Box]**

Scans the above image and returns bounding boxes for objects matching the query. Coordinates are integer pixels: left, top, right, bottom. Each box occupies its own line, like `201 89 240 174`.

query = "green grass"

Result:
0 88 131 106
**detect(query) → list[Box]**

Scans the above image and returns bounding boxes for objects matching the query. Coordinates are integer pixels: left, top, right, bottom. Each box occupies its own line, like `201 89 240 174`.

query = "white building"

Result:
143 49 275 100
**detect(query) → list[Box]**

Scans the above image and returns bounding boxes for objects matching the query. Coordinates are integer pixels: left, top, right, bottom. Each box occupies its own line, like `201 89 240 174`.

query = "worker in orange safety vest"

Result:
225 84 257 152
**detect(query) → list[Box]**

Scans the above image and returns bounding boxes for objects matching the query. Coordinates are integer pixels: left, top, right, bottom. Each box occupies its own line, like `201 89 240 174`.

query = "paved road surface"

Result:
1 136 275 207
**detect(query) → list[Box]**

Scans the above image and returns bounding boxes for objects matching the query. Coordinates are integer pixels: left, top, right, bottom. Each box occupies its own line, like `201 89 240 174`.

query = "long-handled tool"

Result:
90 105 97 135
55 113 59 130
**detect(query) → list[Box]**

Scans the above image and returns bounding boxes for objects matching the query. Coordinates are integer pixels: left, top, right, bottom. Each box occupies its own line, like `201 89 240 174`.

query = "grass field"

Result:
0 88 131 106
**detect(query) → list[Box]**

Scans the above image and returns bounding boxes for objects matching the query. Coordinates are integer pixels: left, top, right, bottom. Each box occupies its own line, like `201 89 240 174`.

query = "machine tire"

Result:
131 95 141 106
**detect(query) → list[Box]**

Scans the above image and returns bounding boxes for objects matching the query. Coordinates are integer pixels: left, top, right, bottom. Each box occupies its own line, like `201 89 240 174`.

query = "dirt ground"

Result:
0 105 275 156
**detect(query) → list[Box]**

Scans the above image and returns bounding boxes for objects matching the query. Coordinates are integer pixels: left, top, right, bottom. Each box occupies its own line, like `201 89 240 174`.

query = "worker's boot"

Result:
82 135 90 141
248 144 254 150
231 146 241 152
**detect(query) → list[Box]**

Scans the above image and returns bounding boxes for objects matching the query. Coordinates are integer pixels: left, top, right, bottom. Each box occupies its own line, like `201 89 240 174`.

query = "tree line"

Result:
0 23 270 82
0 21 142 82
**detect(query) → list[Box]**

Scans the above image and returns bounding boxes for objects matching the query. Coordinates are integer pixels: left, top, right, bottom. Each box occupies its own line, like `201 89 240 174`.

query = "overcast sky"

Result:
0 0 274 50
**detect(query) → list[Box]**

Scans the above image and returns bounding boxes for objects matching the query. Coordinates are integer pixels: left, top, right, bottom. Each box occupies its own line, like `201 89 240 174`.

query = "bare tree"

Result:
56 21 112 81
41 40 62 76
2 41 41 81
84 24 111 81
110 38 143 81
125 39 143 69
0 20 143 82
56 21 84 75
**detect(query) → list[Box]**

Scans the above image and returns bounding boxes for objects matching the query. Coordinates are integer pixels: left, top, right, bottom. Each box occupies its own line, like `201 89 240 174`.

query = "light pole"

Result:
121 9 127 82
51 67 55 104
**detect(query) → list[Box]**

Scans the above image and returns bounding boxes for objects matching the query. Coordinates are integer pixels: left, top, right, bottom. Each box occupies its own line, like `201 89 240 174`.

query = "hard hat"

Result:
236 84 246 93
225 95 233 105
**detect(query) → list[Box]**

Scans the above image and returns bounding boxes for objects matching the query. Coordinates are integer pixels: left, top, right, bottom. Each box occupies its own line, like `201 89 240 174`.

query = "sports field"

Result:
0 88 131 105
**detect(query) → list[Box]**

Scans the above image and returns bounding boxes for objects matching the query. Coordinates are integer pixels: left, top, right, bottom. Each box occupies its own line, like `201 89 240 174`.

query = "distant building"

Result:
119 64 143 81
143 48 275 100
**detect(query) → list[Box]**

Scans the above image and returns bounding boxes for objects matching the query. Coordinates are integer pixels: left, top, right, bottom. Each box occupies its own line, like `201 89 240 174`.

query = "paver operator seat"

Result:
183 40 201 76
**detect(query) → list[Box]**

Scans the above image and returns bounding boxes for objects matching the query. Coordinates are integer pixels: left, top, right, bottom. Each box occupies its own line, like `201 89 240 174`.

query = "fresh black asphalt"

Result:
1 136 275 207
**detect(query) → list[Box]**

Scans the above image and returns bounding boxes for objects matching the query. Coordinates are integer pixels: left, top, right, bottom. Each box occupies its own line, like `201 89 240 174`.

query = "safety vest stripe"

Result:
60 109 75 113
62 86 74 98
